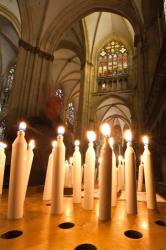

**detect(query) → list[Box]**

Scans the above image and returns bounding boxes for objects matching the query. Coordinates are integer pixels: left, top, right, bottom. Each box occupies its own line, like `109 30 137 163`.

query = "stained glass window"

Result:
0 120 6 140
7 64 16 90
56 88 63 99
66 102 75 125
97 40 128 77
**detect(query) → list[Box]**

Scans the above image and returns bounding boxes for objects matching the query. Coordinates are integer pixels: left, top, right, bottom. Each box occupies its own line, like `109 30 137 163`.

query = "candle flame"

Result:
57 126 65 135
0 142 7 149
75 140 80 146
19 121 26 131
52 140 57 148
140 154 144 163
100 123 111 137
109 137 114 147
124 129 132 142
87 131 96 142
69 157 73 164
29 139 35 149
142 135 149 145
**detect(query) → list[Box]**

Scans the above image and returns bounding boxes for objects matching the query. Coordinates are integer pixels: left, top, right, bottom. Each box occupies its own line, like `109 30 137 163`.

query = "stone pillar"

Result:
7 39 54 127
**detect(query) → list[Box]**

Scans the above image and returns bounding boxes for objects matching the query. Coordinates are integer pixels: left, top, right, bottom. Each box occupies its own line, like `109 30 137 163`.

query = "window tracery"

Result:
56 88 63 99
97 40 128 78
66 102 75 125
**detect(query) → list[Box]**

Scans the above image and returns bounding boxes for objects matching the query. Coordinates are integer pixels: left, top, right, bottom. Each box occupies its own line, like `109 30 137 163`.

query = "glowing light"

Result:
140 154 144 163
100 123 111 137
124 129 132 142
75 140 80 146
28 140 35 149
98 157 102 164
19 121 26 131
69 157 73 164
118 155 123 162
87 131 96 142
140 221 148 230
142 135 149 145
52 140 57 148
0 142 7 149
57 126 65 135
109 137 114 147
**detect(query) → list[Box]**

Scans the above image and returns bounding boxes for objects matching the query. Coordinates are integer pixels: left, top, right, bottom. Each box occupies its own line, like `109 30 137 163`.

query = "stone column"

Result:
7 39 54 128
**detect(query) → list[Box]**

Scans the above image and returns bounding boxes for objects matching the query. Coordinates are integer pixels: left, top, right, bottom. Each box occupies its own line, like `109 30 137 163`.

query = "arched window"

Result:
66 102 75 125
7 64 16 90
164 0 166 20
97 40 128 78
56 88 63 99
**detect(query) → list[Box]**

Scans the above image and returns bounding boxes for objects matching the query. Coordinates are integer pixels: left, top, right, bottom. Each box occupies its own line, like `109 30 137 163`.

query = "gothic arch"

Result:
41 0 143 52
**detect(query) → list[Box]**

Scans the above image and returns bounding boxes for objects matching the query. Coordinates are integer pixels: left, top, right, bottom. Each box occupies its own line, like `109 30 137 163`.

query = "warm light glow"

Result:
0 142 7 149
98 157 101 164
69 157 73 164
57 126 65 135
87 131 96 142
109 137 114 147
75 140 80 146
118 155 123 162
100 123 111 137
19 121 26 131
140 221 148 230
140 154 144 163
142 135 149 145
29 140 35 149
52 140 57 148
124 129 132 142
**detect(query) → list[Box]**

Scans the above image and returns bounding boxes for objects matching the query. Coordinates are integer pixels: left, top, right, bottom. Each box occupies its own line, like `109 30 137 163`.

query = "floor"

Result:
0 190 166 250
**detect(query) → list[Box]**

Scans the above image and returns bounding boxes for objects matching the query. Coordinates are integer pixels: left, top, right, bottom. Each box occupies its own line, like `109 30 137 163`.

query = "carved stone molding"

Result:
19 39 54 61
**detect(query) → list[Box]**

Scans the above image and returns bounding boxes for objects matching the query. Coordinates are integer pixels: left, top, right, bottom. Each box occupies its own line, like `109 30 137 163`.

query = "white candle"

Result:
43 141 56 200
142 136 156 209
99 123 112 221
73 140 82 203
0 142 7 195
64 160 69 187
7 121 27 219
137 155 144 192
124 130 137 214
118 155 123 192
109 138 117 207
51 126 65 215
83 131 96 210
24 139 35 200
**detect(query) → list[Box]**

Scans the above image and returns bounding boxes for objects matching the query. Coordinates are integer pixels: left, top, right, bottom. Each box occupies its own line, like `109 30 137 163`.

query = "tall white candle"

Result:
109 138 117 207
137 155 144 192
99 123 112 221
73 140 82 203
83 131 96 210
0 142 7 195
24 139 35 199
143 136 156 209
43 141 56 200
124 130 137 215
51 126 65 215
7 121 27 219
118 155 123 192
64 160 69 187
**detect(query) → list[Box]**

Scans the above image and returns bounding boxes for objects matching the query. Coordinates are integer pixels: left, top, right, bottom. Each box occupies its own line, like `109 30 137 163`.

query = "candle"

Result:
51 126 65 215
43 141 56 200
99 123 112 221
118 155 123 192
142 136 156 209
0 142 7 195
137 155 144 192
64 160 69 187
7 121 27 219
24 139 35 200
124 129 137 214
108 137 117 207
83 131 96 210
73 140 82 203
